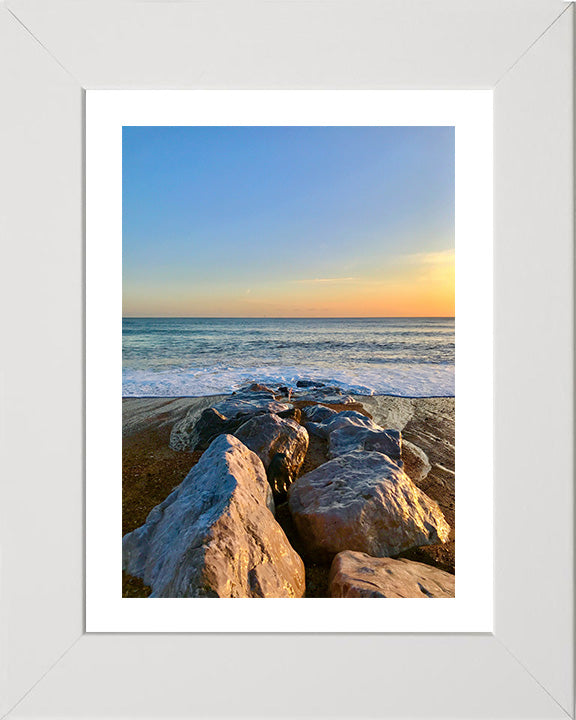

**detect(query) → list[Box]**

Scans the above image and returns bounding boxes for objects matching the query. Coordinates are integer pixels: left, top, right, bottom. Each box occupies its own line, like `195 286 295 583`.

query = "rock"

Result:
212 396 291 419
329 551 455 598
232 390 276 402
301 405 340 439
295 389 357 404
169 406 235 452
359 395 456 573
296 380 325 388
302 393 356 404
328 425 402 462
123 434 305 598
245 383 276 394
170 404 273 453
324 410 381 433
170 389 293 452
169 406 217 452
277 407 302 423
402 440 431 484
235 413 309 494
291 385 358 405
288 450 450 560
309 409 380 439
303 422 325 440
307 384 342 394
302 404 338 423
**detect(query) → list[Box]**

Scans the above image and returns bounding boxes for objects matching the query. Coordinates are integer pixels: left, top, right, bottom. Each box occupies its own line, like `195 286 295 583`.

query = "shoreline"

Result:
123 393 455 400
122 391 455 598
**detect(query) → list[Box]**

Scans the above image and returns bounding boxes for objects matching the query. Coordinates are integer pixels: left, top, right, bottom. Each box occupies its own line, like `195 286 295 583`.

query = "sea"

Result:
122 317 454 398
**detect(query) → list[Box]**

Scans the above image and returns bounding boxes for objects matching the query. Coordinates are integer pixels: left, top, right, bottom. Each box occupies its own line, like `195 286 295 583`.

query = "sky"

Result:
123 126 454 317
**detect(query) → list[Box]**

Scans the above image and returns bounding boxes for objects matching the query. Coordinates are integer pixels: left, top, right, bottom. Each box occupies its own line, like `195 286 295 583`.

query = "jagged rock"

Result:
328 425 401 462
235 414 309 494
123 434 305 598
329 551 455 598
402 440 432 484
302 405 338 423
296 380 325 388
288 450 450 560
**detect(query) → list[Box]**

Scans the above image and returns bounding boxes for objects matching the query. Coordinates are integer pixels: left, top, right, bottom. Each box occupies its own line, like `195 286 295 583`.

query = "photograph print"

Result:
121 125 455 599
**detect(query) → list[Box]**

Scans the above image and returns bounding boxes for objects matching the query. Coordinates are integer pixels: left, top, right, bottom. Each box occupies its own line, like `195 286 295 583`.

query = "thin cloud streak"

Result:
292 277 360 284
400 249 455 265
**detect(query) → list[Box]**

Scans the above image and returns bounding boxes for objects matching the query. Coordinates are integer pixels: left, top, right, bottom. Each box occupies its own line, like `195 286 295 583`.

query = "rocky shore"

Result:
122 382 455 598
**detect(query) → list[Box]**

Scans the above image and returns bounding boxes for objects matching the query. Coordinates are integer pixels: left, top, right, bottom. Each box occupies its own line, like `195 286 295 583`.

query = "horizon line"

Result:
122 315 455 320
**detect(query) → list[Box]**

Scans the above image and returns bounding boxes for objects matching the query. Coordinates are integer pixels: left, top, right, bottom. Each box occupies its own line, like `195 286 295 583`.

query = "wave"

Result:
122 363 455 398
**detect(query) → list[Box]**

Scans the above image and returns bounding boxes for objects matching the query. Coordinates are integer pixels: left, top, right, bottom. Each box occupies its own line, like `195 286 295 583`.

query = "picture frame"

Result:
1 1 573 718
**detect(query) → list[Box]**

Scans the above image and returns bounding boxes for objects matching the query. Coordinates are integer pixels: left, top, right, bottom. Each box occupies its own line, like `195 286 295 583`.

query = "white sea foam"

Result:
122 363 454 398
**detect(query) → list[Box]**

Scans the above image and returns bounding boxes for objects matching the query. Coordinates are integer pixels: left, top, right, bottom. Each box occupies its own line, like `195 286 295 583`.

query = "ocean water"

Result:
122 317 454 398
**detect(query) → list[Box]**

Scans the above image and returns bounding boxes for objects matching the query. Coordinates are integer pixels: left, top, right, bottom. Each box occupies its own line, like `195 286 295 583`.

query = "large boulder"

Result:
328 425 401 462
402 440 431 484
123 434 305 598
302 404 338 424
235 414 309 495
170 396 292 452
329 551 455 598
288 450 449 560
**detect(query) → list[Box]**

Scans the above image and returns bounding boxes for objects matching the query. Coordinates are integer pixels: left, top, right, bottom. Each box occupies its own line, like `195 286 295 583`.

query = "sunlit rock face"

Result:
123 434 305 598
329 551 455 598
234 413 309 496
288 450 449 560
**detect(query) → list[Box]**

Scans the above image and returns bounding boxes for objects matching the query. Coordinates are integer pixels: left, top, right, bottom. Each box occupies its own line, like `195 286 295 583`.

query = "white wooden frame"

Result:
0 1 573 718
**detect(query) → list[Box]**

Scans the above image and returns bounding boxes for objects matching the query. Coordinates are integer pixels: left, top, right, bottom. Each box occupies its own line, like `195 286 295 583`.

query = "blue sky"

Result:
123 126 454 317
